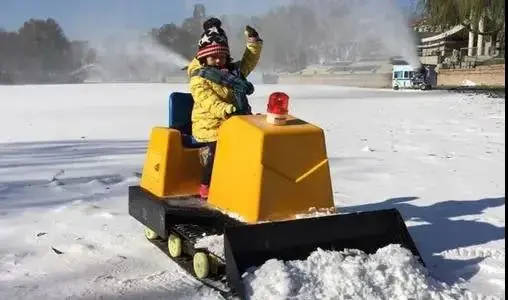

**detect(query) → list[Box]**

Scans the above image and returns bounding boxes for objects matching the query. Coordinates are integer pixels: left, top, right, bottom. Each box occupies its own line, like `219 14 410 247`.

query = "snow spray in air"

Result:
89 33 189 82
249 0 421 69
300 0 420 67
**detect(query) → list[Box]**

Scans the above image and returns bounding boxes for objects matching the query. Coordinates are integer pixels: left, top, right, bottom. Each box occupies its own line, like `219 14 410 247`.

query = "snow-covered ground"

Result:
0 83 504 299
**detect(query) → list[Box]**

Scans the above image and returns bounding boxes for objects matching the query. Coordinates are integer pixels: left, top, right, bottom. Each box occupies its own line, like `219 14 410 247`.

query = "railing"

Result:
460 46 500 58
459 47 478 57
435 46 503 69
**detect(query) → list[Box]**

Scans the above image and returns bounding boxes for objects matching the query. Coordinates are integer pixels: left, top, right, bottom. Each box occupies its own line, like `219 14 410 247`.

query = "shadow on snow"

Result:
339 196 505 284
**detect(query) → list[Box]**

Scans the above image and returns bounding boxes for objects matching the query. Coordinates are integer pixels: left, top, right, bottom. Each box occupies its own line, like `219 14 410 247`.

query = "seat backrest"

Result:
168 92 194 135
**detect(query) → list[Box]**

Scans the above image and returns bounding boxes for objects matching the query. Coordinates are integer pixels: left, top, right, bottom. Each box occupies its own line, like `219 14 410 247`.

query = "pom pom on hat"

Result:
203 17 222 31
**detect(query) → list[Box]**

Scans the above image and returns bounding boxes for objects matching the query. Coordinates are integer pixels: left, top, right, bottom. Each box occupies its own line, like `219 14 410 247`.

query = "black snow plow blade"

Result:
224 208 422 298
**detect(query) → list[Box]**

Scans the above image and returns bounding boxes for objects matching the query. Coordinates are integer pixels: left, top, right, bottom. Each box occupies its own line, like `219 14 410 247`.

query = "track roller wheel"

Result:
193 252 210 279
168 234 182 258
144 227 158 240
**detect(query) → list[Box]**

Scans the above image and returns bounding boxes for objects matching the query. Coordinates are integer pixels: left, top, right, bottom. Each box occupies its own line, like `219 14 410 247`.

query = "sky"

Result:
0 0 291 41
0 0 414 42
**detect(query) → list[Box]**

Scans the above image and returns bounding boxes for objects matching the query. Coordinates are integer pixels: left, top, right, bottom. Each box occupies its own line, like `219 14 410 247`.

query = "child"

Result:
186 18 263 199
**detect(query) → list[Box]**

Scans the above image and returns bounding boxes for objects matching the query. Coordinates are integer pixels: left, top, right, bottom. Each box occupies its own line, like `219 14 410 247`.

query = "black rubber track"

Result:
148 237 236 299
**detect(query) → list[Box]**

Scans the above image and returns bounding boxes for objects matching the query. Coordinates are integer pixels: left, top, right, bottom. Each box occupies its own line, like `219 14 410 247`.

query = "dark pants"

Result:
200 142 217 185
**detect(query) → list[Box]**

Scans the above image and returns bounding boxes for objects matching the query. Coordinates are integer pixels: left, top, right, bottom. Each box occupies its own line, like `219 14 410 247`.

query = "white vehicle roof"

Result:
392 65 415 72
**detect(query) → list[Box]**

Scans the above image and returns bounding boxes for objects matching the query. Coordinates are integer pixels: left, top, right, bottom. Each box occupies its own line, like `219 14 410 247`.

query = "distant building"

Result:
413 19 504 69
417 25 467 66
412 18 505 87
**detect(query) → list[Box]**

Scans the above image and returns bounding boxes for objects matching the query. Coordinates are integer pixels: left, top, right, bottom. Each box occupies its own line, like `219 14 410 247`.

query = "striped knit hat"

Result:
196 18 230 60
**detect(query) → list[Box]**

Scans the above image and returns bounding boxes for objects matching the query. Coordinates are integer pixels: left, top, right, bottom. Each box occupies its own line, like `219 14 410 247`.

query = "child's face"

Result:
206 54 227 67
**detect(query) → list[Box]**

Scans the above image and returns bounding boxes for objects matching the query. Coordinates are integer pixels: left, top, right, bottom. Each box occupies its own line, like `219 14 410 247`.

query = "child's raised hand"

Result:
244 25 259 38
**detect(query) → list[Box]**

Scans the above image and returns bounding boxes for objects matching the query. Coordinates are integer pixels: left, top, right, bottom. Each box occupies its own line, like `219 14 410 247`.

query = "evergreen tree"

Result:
0 18 89 83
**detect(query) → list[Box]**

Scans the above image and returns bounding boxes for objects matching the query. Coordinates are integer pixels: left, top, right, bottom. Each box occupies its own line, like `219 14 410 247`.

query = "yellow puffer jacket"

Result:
187 40 262 142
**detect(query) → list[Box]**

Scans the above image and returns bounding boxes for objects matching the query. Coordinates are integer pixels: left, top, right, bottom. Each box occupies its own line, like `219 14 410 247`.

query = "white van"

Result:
392 64 416 90
392 64 436 90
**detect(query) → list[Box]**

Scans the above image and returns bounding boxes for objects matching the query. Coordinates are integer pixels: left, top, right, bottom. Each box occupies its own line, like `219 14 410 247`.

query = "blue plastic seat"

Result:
168 92 207 148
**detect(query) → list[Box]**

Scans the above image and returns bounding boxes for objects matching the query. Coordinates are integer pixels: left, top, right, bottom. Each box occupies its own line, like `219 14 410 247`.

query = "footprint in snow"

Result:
440 247 505 259
361 146 375 152
94 274 115 282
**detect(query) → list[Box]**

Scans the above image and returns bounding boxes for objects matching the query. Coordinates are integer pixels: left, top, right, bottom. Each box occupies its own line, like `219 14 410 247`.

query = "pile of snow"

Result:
194 234 224 259
243 245 465 300
461 79 477 87
295 207 336 219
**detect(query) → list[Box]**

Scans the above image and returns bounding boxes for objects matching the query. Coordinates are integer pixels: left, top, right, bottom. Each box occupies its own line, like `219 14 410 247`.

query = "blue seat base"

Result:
168 92 206 149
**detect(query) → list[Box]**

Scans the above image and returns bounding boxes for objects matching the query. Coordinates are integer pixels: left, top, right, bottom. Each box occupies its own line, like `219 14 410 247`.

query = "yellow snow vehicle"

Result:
128 92 422 298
